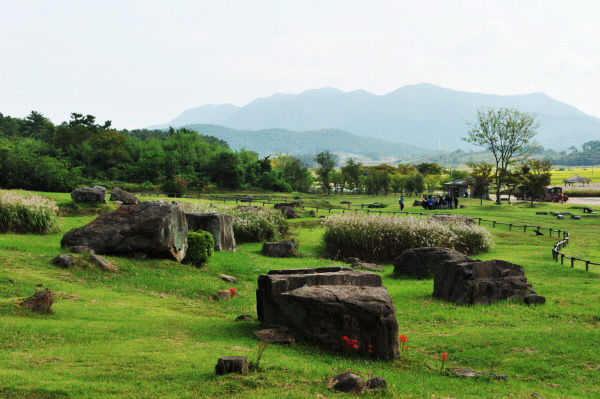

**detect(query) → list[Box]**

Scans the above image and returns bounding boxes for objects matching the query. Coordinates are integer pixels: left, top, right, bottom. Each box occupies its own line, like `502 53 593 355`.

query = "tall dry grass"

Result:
0 190 59 234
322 214 492 262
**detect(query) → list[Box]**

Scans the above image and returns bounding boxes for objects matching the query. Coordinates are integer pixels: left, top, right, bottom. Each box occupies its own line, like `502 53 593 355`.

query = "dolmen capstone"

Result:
433 259 539 305
110 187 138 205
394 247 472 279
71 186 106 203
185 213 236 251
256 267 400 359
61 201 188 262
273 201 302 209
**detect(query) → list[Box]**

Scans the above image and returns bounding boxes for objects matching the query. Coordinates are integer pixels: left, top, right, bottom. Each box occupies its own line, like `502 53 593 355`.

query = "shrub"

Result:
0 190 59 234
322 214 492 262
232 208 288 242
185 230 214 267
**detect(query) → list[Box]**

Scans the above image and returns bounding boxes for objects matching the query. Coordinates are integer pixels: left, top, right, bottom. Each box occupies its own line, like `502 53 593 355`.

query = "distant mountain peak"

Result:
153 84 600 149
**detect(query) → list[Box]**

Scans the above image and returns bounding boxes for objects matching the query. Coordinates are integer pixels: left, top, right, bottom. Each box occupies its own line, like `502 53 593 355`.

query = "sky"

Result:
1 0 599 129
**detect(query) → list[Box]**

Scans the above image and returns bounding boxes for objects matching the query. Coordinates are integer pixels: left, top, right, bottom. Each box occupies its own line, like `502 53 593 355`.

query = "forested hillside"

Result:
0 111 311 193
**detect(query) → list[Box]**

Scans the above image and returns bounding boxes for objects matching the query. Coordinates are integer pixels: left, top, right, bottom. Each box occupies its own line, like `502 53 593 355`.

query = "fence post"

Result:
561 254 564 265
523 226 527 233
493 221 496 228
509 224 512 231
478 218 481 225
549 228 552 237
586 261 590 272
571 258 575 268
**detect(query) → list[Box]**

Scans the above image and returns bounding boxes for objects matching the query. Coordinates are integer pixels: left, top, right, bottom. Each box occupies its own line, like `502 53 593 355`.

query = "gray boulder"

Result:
279 206 299 219
215 356 247 375
110 187 138 205
262 240 297 257
52 254 75 268
185 213 236 251
394 247 472 279
61 201 188 262
256 267 399 360
71 186 106 203
433 259 537 305
331 373 365 394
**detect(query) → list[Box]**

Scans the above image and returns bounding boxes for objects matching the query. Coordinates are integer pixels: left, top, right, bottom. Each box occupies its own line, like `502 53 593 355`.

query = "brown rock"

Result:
219 273 237 283
110 187 138 205
254 328 296 345
89 254 118 271
52 254 75 268
20 289 54 313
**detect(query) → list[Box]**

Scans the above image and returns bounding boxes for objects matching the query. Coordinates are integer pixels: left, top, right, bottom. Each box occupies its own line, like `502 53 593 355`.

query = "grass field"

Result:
1 192 600 398
550 167 600 186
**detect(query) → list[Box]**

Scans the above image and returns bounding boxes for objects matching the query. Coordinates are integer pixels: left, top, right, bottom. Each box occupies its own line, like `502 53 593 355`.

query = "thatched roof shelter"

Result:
562 174 591 186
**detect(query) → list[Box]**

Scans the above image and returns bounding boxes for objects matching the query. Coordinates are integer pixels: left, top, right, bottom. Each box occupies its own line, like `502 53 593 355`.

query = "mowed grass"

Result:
1 193 600 398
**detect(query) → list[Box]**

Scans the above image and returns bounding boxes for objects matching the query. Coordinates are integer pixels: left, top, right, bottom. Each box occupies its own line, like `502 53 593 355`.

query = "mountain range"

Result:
181 124 425 159
150 83 600 150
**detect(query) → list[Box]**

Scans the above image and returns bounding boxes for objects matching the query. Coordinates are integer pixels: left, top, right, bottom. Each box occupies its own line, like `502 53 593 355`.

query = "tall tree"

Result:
341 158 362 190
464 107 539 205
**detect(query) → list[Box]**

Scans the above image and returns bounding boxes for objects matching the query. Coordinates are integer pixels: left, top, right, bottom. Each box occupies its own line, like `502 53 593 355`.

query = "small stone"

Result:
448 367 507 381
215 356 247 375
20 289 54 314
366 377 387 390
571 215 581 220
217 290 236 299
8 279 16 285
36 283 43 287
52 254 75 268
254 328 296 345
88 254 118 272
309 210 316 217
219 274 237 283
330 373 365 394
536 212 548 215
557 215 564 220
524 295 546 305
460 204 467 208
234 314 253 321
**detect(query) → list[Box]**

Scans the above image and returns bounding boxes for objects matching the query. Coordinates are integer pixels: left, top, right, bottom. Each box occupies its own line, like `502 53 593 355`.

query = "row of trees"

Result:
312 151 468 196
0 111 313 193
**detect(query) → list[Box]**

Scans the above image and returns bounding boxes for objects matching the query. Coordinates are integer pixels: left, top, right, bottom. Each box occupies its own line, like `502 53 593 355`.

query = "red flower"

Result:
368 344 373 348
442 352 448 361
229 288 236 293
353 344 359 350
404 345 409 350
399 334 407 343
342 336 348 341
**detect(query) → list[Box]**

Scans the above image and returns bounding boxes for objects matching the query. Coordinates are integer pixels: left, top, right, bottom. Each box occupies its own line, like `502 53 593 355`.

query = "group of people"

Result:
420 194 458 210
397 194 459 211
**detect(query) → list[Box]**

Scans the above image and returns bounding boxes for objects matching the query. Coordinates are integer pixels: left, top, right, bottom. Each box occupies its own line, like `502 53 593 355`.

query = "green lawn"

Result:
1 194 600 398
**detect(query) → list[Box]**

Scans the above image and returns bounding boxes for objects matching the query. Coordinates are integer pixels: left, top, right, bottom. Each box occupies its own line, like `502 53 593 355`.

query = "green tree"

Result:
468 162 493 205
464 107 539 205
314 151 336 194
519 160 552 207
341 158 362 190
